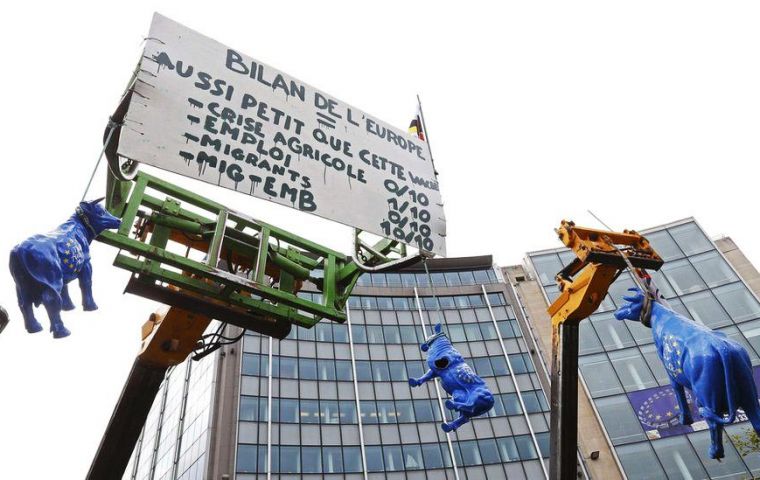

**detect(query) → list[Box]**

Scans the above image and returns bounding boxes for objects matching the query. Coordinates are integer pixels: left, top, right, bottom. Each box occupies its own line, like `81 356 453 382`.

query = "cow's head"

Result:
421 323 463 372
77 198 121 236
614 288 646 322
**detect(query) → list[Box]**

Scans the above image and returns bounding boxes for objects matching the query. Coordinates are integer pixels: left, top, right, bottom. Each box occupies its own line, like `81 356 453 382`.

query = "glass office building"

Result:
123 256 554 480
123 345 218 480
122 217 760 480
527 218 760 480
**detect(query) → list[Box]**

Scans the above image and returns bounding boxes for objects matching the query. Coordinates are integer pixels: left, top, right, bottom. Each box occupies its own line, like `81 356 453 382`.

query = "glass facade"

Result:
529 219 760 479
123 338 218 480
237 265 550 479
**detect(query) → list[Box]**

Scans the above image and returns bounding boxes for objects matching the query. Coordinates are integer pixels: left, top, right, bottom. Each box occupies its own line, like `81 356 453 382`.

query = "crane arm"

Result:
546 220 663 480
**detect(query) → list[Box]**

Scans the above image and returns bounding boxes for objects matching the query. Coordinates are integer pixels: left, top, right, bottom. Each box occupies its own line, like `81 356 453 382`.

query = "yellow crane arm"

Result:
546 220 663 480
547 220 663 326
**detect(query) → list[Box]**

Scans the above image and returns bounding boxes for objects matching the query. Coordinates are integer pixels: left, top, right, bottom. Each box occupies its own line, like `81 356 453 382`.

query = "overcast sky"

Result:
1 1 759 478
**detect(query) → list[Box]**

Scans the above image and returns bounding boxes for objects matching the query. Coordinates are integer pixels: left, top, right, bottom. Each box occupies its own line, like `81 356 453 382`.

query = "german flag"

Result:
408 110 425 141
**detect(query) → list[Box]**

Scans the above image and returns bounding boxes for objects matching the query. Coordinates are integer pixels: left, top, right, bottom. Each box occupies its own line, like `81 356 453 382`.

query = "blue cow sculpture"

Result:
616 288 760 459
9 199 121 338
408 323 495 432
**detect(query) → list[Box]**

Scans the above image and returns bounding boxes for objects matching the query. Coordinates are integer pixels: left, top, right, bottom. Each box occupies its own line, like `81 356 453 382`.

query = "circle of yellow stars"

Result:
636 389 690 429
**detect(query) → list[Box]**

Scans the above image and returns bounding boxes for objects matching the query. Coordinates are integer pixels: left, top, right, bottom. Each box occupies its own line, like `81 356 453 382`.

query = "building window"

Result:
298 358 317 380
341 446 362 472
351 324 367 343
476 439 500 464
691 250 739 287
413 399 436 423
608 348 657 392
640 344 670 385
386 272 402 286
400 444 423 470
502 393 523 416
688 429 749 479
421 443 445 469
276 357 295 379
579 321 603 355
339 400 357 424
448 324 467 343
361 401 378 424
668 222 713 256
299 446 321 473
579 354 623 397
444 271 461 286
459 271 476 285
315 323 333 342
322 447 343 473
473 357 494 377
279 446 300 473
317 359 336 381
514 435 538 460
237 445 258 473
535 432 550 457
280 399 298 423
661 259 707 295
365 446 384 472
646 230 684 262
594 395 646 445
652 435 707 479
590 312 635 350
371 361 391 382
497 437 520 462
333 324 349 343
335 360 353 381
531 254 563 286
713 282 760 323
399 325 419 344
240 396 260 422
681 291 732 328
464 323 483 342
458 440 483 466
320 400 340 424
615 442 666 480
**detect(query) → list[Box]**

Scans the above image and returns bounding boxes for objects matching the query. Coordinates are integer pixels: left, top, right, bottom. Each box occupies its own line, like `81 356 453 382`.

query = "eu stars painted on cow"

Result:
8 199 121 338
616 288 760 459
408 323 494 432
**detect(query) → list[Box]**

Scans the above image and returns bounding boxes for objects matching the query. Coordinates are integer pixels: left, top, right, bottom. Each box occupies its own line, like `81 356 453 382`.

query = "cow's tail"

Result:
699 407 736 425
699 348 742 425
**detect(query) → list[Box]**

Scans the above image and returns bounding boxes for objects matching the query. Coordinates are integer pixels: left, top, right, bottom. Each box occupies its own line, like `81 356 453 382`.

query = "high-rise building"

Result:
122 256 554 480
523 218 760 480
120 217 760 480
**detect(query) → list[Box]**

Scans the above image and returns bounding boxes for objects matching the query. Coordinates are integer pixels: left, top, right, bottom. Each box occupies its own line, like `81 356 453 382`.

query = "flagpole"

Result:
416 94 439 176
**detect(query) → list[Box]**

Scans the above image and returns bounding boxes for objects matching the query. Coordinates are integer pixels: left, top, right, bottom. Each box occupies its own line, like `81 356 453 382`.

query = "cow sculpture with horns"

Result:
615 287 760 459
9 199 121 338
408 323 495 432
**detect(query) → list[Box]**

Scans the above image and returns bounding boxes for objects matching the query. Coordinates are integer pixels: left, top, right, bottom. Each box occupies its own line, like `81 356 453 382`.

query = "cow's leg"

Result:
41 288 70 338
60 284 75 311
408 369 436 387
671 380 693 425
707 420 725 459
78 262 97 311
445 390 469 412
16 286 42 334
442 412 470 432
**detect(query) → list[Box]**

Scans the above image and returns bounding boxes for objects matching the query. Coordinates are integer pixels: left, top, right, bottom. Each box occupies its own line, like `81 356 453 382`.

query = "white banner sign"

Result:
119 13 446 255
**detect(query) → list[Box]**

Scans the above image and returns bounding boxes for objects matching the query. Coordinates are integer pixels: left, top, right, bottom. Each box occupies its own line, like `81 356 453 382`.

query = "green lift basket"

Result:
101 169 413 339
